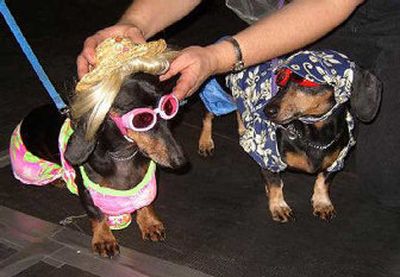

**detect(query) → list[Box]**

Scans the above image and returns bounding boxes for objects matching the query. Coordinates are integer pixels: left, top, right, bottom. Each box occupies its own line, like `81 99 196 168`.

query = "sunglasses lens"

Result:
163 99 175 116
132 112 154 129
292 74 304 83
276 68 291 87
276 68 320 88
161 96 178 118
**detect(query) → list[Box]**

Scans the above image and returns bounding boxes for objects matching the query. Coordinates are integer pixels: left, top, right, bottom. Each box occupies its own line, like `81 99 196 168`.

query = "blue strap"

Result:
0 0 68 112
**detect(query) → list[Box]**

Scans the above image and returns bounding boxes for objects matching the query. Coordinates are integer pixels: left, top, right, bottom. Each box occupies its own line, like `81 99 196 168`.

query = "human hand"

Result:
77 24 146 79
159 46 219 100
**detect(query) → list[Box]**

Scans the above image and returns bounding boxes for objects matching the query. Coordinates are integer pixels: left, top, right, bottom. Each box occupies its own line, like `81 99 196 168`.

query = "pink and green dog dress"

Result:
9 118 157 230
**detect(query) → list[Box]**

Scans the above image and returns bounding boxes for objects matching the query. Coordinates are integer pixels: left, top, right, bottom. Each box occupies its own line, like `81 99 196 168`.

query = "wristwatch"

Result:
224 36 245 72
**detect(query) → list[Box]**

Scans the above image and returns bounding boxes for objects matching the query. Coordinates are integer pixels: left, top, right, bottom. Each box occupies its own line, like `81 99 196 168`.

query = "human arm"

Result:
77 0 201 79
160 0 365 99
118 0 202 39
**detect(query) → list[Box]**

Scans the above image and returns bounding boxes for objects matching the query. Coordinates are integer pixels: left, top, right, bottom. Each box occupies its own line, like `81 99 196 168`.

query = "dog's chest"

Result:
280 147 341 174
277 124 347 174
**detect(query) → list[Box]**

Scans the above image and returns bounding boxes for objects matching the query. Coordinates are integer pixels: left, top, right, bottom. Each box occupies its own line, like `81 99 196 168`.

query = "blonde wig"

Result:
71 37 178 140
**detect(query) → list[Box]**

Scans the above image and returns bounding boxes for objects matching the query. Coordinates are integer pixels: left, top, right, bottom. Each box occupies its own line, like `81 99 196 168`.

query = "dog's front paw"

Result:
312 201 336 221
136 206 166 241
140 222 166 241
269 201 294 223
198 137 214 157
92 230 120 258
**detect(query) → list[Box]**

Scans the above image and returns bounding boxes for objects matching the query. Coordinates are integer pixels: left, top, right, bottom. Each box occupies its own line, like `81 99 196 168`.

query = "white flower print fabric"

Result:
226 50 356 172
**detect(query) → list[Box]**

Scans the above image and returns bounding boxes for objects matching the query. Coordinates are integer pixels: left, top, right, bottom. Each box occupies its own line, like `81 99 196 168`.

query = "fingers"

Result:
159 55 188 82
159 54 196 100
76 36 99 79
77 55 90 80
173 78 194 100
160 47 215 100
125 27 146 43
82 36 98 64
76 24 146 79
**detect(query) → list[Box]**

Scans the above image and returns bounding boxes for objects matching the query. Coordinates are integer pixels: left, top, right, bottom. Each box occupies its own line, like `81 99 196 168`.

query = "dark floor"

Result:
0 206 210 277
1 1 400 276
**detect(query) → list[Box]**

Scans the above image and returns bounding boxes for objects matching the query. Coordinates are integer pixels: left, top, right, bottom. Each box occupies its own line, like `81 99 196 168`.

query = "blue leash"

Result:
0 0 68 113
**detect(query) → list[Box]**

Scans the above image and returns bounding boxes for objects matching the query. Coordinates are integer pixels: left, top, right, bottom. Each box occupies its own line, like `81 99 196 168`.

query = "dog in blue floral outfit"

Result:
199 50 381 222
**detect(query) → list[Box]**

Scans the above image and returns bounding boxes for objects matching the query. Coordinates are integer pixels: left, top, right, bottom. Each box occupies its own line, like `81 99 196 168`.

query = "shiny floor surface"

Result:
0 206 209 277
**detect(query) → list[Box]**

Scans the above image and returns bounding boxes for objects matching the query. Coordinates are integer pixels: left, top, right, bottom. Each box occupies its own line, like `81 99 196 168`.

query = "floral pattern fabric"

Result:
9 118 157 230
226 50 356 172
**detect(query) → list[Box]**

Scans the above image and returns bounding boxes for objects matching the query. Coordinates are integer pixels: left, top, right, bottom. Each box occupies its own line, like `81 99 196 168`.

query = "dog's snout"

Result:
167 136 187 169
149 123 188 169
265 105 279 119
169 151 188 169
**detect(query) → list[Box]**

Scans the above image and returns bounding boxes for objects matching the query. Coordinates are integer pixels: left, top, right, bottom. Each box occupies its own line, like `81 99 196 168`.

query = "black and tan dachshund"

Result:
198 65 381 222
14 73 186 257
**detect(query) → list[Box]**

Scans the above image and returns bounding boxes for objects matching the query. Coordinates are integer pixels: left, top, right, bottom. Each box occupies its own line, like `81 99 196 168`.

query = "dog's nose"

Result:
265 105 278 119
170 154 188 169
168 143 188 169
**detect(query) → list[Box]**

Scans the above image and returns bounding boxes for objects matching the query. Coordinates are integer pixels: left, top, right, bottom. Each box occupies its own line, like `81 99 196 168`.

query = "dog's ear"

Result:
65 119 97 165
350 66 383 122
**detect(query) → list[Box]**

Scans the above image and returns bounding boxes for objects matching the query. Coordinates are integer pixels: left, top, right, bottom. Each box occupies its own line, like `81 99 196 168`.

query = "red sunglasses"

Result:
111 94 179 136
276 68 320 88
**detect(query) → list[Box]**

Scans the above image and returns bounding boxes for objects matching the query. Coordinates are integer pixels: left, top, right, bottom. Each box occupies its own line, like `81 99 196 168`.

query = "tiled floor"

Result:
0 206 210 277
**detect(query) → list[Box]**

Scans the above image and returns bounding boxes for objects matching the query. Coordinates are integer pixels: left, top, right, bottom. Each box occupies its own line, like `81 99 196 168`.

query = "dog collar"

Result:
278 123 343 151
108 148 139 161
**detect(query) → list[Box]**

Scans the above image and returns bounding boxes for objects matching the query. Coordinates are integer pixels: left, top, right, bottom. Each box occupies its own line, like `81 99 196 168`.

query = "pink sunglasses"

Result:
111 94 179 135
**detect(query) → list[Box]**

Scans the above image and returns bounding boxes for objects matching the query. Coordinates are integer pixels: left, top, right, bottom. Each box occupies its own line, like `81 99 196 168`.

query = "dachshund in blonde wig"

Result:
10 37 186 257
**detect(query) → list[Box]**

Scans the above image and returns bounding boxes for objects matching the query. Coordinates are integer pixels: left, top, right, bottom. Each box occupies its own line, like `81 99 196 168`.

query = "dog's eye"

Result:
132 112 154 128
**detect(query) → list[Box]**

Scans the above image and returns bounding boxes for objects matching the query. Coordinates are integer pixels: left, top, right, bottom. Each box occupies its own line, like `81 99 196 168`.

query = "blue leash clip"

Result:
0 0 68 113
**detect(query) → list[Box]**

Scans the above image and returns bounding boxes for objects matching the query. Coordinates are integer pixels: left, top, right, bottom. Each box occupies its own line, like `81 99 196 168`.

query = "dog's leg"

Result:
136 204 166 241
261 169 294 222
311 171 336 221
198 112 215 157
236 111 245 136
74 167 119 257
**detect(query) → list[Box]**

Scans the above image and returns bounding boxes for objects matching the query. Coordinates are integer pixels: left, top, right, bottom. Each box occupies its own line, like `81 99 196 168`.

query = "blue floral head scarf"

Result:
280 50 355 123
225 50 356 172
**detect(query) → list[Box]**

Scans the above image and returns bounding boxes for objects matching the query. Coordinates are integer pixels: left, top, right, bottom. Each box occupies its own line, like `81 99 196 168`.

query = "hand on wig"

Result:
77 24 146 79
159 46 218 100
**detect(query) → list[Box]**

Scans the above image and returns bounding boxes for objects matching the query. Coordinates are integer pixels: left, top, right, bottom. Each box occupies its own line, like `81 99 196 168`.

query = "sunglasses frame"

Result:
111 94 179 136
276 68 320 88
